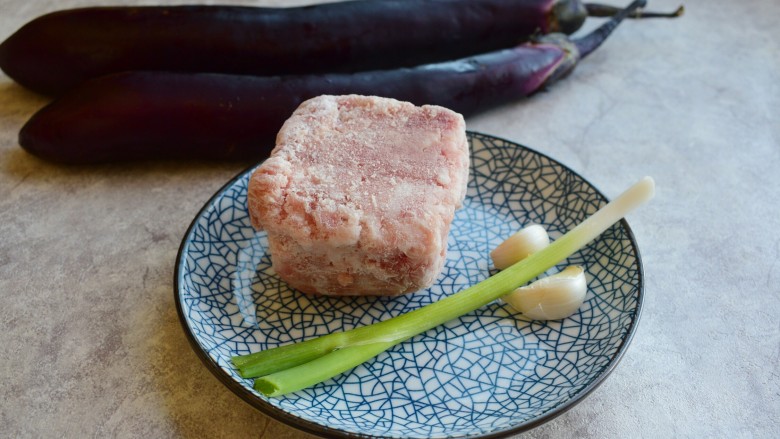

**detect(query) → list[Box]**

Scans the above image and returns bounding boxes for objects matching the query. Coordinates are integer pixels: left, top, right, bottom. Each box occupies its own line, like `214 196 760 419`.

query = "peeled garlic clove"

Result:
490 224 550 270
503 266 587 320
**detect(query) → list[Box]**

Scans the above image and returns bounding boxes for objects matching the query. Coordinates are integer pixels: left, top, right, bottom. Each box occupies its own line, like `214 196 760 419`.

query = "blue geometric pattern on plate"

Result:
175 132 643 439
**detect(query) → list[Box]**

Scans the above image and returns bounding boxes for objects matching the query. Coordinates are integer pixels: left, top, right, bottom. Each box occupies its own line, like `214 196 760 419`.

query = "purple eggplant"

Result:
19 0 646 164
0 0 680 96
586 2 684 18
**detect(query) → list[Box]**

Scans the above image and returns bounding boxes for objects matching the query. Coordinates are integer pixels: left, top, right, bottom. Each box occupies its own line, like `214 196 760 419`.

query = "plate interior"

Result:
176 132 642 438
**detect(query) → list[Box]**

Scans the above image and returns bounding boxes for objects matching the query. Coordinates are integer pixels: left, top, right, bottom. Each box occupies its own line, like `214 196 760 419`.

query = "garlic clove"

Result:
502 265 587 320
490 224 550 270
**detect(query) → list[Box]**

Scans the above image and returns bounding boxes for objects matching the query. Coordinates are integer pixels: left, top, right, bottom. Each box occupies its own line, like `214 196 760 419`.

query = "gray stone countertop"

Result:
1 0 778 437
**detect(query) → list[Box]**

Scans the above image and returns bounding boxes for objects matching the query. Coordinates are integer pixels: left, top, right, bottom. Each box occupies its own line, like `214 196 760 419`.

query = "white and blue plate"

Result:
175 132 644 438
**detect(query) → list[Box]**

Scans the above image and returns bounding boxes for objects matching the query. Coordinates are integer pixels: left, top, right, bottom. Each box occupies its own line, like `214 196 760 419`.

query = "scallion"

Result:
232 176 655 397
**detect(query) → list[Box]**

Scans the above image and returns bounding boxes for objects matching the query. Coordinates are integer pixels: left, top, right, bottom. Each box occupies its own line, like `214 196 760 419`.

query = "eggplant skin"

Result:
0 0 558 95
19 44 565 164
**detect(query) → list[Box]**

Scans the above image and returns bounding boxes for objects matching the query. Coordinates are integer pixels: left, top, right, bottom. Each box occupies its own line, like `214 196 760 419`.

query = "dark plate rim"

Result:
173 131 645 439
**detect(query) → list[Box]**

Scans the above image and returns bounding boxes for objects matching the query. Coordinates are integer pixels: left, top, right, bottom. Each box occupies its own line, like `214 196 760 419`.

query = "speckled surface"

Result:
1 1 778 438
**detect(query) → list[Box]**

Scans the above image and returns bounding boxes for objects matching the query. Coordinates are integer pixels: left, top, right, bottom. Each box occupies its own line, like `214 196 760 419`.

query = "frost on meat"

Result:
247 95 469 296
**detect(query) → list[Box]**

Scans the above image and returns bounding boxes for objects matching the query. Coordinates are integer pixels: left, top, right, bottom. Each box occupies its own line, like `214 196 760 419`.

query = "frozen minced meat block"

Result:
247 95 469 296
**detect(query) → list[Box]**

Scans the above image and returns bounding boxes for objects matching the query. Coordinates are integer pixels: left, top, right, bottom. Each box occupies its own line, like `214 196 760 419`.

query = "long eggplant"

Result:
0 0 679 96
19 0 645 164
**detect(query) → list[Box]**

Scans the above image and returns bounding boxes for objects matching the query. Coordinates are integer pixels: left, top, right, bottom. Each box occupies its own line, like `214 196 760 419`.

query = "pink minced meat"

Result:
247 95 469 296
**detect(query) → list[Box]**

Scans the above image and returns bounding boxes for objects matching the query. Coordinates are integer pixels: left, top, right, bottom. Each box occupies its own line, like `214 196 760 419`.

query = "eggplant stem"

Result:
574 0 647 59
586 3 685 19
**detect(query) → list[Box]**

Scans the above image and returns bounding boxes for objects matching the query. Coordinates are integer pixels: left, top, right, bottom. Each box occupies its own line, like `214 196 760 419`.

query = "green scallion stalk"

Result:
234 177 655 397
254 341 397 396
